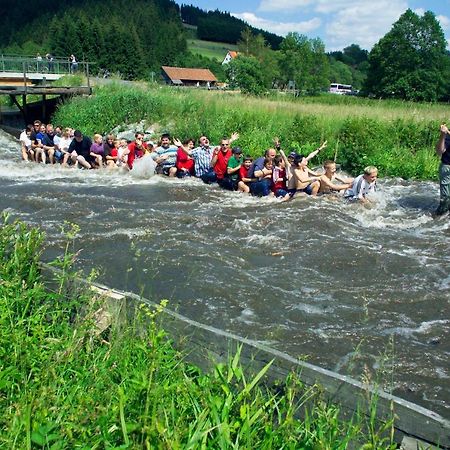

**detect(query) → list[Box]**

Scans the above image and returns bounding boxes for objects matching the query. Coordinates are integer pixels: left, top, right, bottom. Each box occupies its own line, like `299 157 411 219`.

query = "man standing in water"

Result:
435 123 450 216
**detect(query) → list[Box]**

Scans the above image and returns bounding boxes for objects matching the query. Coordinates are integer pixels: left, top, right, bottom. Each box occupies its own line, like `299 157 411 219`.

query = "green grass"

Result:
187 39 238 61
0 215 399 448
53 83 447 179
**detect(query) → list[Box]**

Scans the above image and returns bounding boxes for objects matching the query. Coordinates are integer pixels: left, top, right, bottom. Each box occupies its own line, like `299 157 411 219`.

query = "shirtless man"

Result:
280 140 327 196
293 154 322 196
318 160 353 195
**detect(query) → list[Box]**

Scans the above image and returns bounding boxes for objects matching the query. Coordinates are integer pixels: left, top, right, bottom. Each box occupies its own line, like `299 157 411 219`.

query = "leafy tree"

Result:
279 32 329 94
329 59 353 84
330 44 368 67
226 56 267 95
342 44 368 66
237 28 280 88
365 9 449 101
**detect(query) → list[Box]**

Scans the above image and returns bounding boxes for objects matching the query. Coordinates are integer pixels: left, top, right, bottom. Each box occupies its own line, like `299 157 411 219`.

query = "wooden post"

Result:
22 95 27 122
22 61 27 95
86 62 90 90
42 94 46 122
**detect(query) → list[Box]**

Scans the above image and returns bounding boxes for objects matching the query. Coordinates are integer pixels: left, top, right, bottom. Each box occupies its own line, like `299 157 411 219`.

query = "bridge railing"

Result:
0 55 90 76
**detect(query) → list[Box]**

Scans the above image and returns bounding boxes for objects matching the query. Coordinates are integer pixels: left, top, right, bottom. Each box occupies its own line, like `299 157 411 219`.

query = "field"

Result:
53 83 449 179
187 38 238 61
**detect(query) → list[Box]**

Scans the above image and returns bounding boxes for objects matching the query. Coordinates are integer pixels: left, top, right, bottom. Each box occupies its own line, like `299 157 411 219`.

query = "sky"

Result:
176 0 450 51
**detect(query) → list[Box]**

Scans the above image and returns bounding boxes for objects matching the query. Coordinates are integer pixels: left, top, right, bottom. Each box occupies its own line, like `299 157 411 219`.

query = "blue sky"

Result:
176 0 450 51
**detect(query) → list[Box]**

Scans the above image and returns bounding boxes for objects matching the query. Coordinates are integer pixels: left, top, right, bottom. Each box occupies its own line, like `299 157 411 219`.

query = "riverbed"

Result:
1 130 449 418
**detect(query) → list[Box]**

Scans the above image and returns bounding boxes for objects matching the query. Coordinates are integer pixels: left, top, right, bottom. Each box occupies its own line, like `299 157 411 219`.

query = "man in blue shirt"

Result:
248 148 277 196
153 133 178 176
185 133 239 184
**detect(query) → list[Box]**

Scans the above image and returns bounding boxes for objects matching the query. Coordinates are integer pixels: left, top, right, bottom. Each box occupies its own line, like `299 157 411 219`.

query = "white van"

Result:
329 83 352 95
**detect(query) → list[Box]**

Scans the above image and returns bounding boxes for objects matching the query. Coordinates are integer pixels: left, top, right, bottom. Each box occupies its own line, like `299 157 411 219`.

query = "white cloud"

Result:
437 15 450 29
252 0 449 51
231 12 321 36
258 0 312 12
324 0 407 50
258 0 389 14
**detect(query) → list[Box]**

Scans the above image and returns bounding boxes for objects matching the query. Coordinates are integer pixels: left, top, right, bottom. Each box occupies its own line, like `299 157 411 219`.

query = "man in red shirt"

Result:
212 137 232 189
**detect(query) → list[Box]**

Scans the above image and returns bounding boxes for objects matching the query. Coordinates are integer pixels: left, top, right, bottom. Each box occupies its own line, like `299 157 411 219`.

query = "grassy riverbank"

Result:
53 83 449 179
0 217 397 448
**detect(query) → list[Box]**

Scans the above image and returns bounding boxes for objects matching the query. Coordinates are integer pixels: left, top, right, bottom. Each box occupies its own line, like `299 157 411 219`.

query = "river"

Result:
1 130 449 418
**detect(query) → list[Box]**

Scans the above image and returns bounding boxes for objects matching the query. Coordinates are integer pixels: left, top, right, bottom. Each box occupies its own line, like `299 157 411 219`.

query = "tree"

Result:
329 59 353 84
226 56 267 95
279 32 329 93
365 9 449 101
237 28 280 88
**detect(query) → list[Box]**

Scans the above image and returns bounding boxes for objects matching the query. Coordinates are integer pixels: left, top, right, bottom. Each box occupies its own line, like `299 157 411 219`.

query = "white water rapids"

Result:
1 130 449 418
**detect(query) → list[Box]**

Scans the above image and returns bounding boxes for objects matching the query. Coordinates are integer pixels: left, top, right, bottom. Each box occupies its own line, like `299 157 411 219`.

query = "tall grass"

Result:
0 216 399 448
53 83 447 179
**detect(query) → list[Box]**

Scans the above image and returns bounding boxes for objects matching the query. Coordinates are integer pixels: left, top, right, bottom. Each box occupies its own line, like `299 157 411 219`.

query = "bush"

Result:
53 84 443 179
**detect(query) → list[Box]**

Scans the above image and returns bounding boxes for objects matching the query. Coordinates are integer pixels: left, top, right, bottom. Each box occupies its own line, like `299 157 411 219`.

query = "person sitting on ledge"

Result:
180 132 239 184
344 166 378 203
318 160 353 195
90 134 106 168
68 130 94 169
152 133 178 176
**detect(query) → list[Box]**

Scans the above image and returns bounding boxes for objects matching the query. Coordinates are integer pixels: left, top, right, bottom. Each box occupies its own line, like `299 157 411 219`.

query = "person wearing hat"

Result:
223 146 243 190
67 130 94 169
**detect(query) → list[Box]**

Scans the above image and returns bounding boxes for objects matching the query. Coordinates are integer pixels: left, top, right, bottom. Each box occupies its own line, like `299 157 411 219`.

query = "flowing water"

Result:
1 130 449 417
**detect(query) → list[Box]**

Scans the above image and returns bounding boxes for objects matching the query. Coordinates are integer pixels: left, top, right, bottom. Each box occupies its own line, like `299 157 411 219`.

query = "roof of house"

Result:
161 66 217 82
228 51 238 59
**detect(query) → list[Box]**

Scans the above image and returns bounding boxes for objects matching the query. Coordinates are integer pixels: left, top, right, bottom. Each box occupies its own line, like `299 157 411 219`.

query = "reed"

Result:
0 216 400 448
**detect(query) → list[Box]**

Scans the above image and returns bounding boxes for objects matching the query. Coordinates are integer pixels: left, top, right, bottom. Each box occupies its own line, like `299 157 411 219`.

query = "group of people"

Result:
19 119 380 203
34 53 77 73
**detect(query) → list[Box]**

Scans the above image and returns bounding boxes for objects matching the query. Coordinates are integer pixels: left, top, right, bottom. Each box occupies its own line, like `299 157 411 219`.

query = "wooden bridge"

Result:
0 55 92 125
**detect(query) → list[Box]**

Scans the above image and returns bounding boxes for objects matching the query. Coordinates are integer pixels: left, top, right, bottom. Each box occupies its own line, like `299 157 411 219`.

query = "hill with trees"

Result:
1 1 448 101
180 4 283 50
0 0 186 78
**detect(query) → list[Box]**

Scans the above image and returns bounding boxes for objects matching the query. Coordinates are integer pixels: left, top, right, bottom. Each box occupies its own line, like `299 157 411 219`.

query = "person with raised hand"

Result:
435 123 450 216
177 132 239 184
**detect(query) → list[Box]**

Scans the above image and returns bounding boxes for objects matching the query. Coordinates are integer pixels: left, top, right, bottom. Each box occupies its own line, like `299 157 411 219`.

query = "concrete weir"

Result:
41 263 450 449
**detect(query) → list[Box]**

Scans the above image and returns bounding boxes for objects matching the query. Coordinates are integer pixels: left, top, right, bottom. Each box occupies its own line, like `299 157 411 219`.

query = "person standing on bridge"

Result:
69 54 78 73
45 53 54 72
435 123 450 216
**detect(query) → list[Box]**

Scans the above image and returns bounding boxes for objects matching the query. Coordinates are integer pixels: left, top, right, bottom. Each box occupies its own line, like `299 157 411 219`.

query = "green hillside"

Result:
187 39 238 61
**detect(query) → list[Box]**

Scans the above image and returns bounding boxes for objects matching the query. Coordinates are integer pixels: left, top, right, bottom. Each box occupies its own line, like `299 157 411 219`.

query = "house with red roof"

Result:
161 66 217 87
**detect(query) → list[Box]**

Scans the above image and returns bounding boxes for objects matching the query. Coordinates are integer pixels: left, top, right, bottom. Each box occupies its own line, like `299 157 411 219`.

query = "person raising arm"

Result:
435 123 450 216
